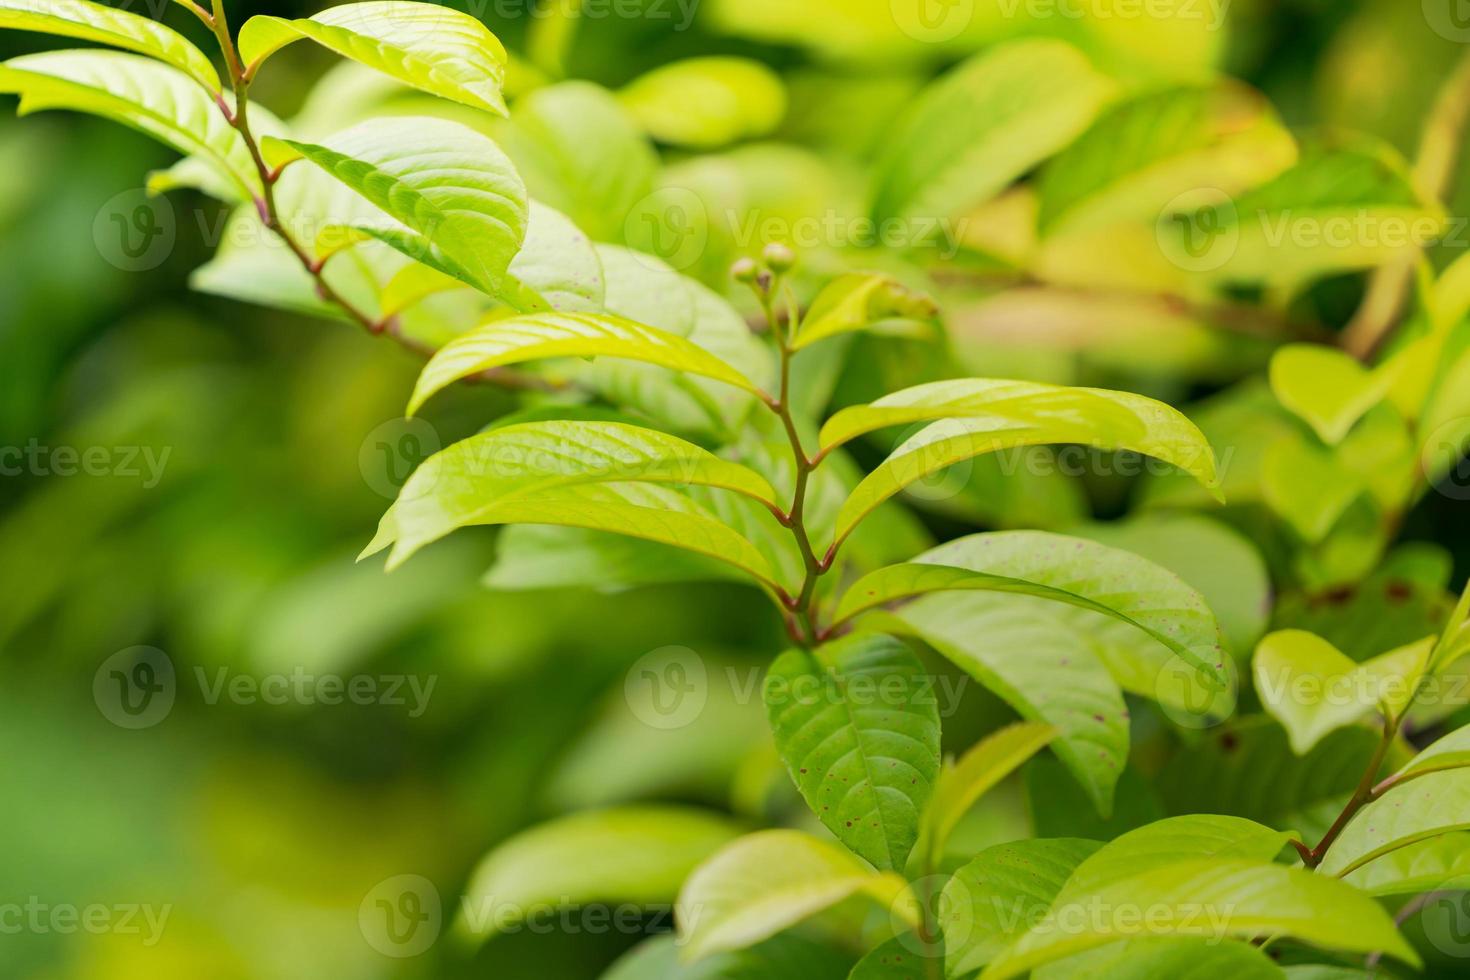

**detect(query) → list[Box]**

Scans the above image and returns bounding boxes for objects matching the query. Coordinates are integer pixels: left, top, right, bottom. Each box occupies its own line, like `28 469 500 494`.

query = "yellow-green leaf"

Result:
619 56 786 149
789 273 938 351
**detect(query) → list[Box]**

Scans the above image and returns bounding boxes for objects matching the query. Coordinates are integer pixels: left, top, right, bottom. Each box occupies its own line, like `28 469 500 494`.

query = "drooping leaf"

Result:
408 312 767 414
0 51 259 200
941 837 1102 975
265 116 528 295
239 1 509 115
763 633 942 872
498 80 658 241
917 722 1056 869
836 531 1230 694
602 933 853 980
982 816 1417 979
363 423 781 588
818 379 1218 544
619 56 786 149
1252 630 1432 754
788 274 938 352
1032 937 1287 980
676 830 919 961
871 38 1113 224
876 596 1130 816
0 0 220 91
1036 82 1294 238
1319 770 1470 878
456 805 741 942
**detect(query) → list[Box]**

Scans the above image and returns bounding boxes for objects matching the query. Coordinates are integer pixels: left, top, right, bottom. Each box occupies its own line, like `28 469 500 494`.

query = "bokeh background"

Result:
3 0 1470 977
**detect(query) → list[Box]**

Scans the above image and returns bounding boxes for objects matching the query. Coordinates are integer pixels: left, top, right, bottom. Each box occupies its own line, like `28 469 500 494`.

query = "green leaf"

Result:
941 838 1102 975
1320 770 1470 878
498 80 658 242
877 594 1130 815
918 722 1056 869
619 56 786 149
1342 832 1470 897
764 633 942 872
1032 938 1287 980
265 115 528 296
676 830 919 961
1160 138 1442 287
0 51 259 200
1252 630 1432 754
788 274 938 352
982 816 1418 979
0 0 219 91
456 805 741 942
1036 83 1294 238
238 1 508 115
502 200 605 313
836 531 1230 694
602 934 854 980
363 420 780 585
1269 344 1398 446
871 38 1113 224
1393 724 1470 783
409 312 767 415
818 379 1218 545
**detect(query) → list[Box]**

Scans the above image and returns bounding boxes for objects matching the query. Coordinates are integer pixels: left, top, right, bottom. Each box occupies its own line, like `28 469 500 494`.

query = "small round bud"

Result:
763 242 796 273
731 257 759 283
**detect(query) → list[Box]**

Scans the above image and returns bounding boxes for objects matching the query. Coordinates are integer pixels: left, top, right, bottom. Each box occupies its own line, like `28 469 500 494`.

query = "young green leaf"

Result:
1319 769 1470 877
456 805 741 943
1389 723 1470 783
265 116 528 296
871 38 1113 224
918 722 1056 869
941 838 1103 975
0 0 220 92
1252 630 1432 754
619 56 786 149
875 595 1130 816
763 634 941 873
1341 832 1470 897
408 312 767 415
676 830 919 961
364 421 782 586
239 1 508 115
835 531 1231 694
1269 344 1398 446
0 51 259 200
788 274 938 352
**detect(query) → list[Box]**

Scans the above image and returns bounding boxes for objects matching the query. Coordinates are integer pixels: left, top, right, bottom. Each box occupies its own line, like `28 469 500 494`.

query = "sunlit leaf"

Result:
619 56 786 149
239 0 508 115
1269 344 1398 445
788 274 938 352
602 933 853 980
1032 937 1287 980
1320 770 1470 878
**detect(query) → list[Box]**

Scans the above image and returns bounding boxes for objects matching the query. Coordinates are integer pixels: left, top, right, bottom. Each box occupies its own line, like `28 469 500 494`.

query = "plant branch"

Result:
203 6 551 391
1303 718 1398 867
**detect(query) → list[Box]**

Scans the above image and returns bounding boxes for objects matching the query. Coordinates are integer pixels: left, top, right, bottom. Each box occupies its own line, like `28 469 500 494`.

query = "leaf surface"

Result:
0 0 219 90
